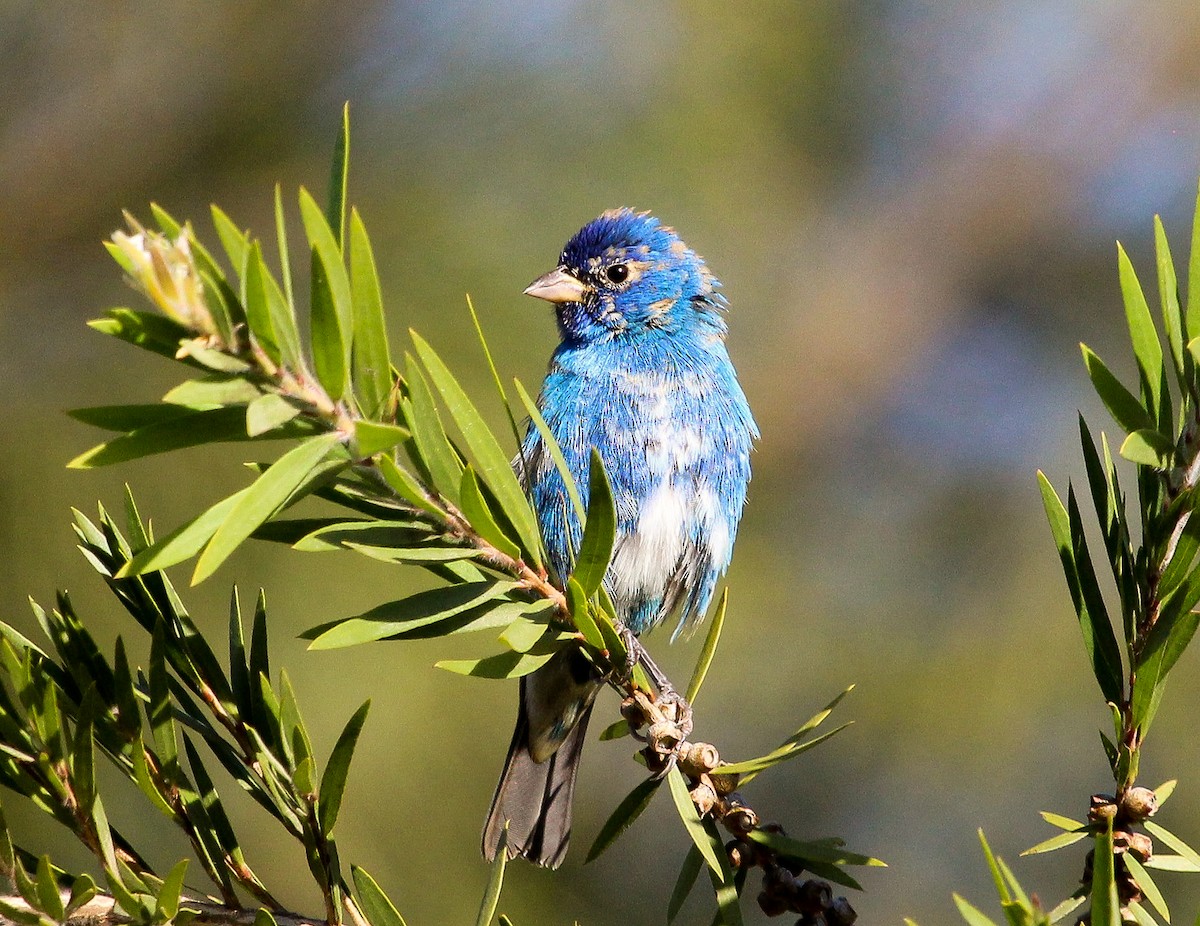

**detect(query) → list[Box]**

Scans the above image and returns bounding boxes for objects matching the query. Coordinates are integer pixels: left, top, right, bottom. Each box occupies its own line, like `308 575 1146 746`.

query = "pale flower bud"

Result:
110 217 215 339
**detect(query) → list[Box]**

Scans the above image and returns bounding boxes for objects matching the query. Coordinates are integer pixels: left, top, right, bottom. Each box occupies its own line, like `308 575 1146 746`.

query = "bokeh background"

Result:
4 3 1200 922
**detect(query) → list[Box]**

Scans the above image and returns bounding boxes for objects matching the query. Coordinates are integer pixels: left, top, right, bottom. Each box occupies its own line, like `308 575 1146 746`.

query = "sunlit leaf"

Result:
246 394 302 437
402 354 463 505
1124 853 1168 924
301 187 354 399
1081 345 1155 435
349 208 392 419
667 766 724 877
685 588 728 706
459 466 522 560
513 377 585 523
1117 242 1166 421
352 866 409 926
1120 429 1175 468
193 433 345 583
1155 215 1188 390
572 450 616 596
412 332 542 566
319 700 370 836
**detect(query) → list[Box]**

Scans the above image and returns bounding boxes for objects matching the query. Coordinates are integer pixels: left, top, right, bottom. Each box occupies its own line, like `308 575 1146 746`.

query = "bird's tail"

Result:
483 647 600 868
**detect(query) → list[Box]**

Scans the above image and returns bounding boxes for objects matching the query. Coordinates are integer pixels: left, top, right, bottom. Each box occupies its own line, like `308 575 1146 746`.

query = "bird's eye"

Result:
605 263 629 284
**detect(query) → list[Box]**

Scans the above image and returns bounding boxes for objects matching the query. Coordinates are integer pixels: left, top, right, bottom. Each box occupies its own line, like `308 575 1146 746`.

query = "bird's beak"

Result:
524 267 588 304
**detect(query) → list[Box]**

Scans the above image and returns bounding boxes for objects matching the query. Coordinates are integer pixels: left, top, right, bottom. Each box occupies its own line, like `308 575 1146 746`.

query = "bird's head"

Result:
524 208 727 345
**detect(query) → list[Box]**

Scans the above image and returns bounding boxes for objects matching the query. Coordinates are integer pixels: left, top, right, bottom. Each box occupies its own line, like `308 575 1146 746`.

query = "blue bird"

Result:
483 209 758 867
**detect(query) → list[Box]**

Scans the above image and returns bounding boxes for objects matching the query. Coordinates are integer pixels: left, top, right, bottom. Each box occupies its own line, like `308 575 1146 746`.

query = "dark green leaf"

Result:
244 240 280 363
412 332 542 565
459 467 522 560
349 208 392 420
305 582 514 649
328 103 350 248
585 776 662 862
572 450 616 596
352 866 409 926
668 845 704 924
148 622 178 786
719 722 851 777
1131 606 1200 736
292 519 432 553
194 433 344 583
686 588 728 706
1081 345 1155 434
319 699 370 836
747 830 885 868
229 589 251 722
69 404 201 432
249 591 270 727
69 406 309 468
1189 179 1200 339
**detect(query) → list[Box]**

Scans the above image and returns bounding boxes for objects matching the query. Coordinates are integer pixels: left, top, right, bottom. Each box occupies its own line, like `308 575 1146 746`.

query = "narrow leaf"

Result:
1120 429 1175 468
1081 345 1155 434
1091 819 1120 926
352 866 408 926
1118 242 1165 417
402 354 462 505
667 765 724 877
1124 853 1169 923
194 433 344 583
328 103 350 248
572 450 616 596
246 394 302 437
513 377 585 523
685 588 728 706
475 825 507 926
1155 215 1187 390
349 208 392 419
319 700 370 836
668 845 704 924
459 466 522 560
585 776 662 862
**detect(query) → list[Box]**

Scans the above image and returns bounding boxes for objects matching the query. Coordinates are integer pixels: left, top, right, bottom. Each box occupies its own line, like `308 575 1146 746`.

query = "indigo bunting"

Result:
483 209 757 867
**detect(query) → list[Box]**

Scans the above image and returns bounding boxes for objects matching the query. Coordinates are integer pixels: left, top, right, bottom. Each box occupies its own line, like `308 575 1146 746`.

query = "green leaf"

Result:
459 466 522 560
952 895 999 926
306 582 514 649
1124 853 1169 924
566 578 604 650
328 103 350 248
244 240 279 363
667 765 724 877
436 649 556 679
377 455 443 518
65 874 97 916
468 296 526 468
572 450 616 596
274 183 297 318
211 205 250 280
319 699 370 836
513 378 585 524
155 859 188 922
1131 607 1200 736
598 719 630 741
402 354 463 505
1155 214 1188 390
1120 429 1176 468
686 588 728 706
475 824 507 926
1091 818 1120 926
1020 829 1089 855
705 819 743 926
69 406 308 468
246 394 302 437
309 243 347 401
352 866 409 926
585 776 662 862
1039 810 1088 831
1118 242 1166 419
1038 472 1125 704
1144 855 1200 873
719 722 851 777
87 307 190 362
747 830 885 868
1154 779 1178 806
1145 821 1200 869
1081 345 1155 434
118 488 248 577
353 423 410 461
35 855 64 921
667 845 704 924
229 589 251 722
70 403 203 432
133 738 175 818
162 375 262 407
193 433 344 583
148 622 178 786
1188 179 1200 339
412 332 542 566
301 187 354 399
349 208 392 420
291 519 432 553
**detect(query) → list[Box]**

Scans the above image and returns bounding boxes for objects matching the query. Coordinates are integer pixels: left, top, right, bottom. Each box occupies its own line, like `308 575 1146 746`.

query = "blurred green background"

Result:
5 3 1200 922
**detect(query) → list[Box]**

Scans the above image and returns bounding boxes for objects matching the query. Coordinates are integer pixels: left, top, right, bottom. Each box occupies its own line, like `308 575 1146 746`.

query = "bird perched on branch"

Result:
483 208 758 867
